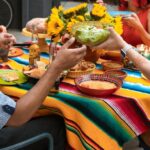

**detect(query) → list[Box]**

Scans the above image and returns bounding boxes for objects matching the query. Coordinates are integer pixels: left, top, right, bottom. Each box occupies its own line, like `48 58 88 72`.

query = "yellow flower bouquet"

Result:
46 3 123 43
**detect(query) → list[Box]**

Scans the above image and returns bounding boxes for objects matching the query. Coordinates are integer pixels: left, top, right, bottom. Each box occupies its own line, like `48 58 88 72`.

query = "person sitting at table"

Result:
92 27 150 150
104 0 150 47
0 25 87 150
120 0 150 47
0 25 16 61
0 25 16 50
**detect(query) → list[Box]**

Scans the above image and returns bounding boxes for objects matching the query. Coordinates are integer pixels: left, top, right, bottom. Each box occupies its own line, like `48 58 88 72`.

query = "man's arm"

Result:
7 38 87 127
7 62 62 126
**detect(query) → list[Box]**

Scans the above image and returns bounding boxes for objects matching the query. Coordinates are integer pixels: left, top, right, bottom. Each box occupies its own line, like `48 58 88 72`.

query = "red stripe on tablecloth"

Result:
103 96 150 135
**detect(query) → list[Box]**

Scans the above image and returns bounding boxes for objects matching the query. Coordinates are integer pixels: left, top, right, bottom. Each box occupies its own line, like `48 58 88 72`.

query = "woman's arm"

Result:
93 28 150 80
123 13 150 46
147 9 150 33
125 46 150 79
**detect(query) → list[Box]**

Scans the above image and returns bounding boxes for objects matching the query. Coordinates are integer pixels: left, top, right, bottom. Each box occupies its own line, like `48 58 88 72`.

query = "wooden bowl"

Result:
67 62 96 79
100 50 122 61
75 74 122 97
101 61 123 71
105 70 127 80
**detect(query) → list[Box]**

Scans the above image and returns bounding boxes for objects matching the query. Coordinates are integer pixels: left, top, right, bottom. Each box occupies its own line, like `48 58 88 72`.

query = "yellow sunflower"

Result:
100 13 114 24
67 19 79 33
51 7 59 15
47 16 64 36
64 3 88 16
91 3 106 18
76 15 85 21
114 22 123 35
75 3 88 12
58 6 64 12
63 7 76 16
114 16 123 35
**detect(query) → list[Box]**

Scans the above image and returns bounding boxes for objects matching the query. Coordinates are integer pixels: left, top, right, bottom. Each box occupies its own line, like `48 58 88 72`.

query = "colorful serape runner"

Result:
0 48 150 150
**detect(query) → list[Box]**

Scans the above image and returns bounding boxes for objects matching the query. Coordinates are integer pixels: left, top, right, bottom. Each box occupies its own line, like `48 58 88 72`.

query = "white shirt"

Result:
0 92 16 129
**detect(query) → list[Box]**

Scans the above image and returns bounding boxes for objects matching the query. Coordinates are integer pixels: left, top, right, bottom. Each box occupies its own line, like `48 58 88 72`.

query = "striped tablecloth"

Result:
0 48 150 150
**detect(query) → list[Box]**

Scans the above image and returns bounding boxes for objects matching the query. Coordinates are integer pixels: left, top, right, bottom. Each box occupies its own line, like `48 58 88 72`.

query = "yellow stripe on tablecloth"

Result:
125 76 150 86
5 59 24 71
19 53 29 60
0 86 28 97
115 88 150 120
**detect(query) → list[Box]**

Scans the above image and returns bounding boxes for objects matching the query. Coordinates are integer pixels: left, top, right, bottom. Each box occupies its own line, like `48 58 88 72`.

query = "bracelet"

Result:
121 44 138 58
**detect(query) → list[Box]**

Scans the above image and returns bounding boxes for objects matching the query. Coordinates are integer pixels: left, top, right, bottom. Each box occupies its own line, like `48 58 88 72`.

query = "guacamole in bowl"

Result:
71 21 110 47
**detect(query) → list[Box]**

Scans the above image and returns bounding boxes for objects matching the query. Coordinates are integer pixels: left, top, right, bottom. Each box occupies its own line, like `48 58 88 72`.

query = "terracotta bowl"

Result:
101 61 124 71
100 50 122 61
75 74 123 97
84 47 101 63
67 61 96 78
104 70 127 80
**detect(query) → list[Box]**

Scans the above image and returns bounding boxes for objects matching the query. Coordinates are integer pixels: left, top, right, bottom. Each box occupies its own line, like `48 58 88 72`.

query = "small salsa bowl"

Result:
101 61 123 71
104 70 127 80
75 74 123 97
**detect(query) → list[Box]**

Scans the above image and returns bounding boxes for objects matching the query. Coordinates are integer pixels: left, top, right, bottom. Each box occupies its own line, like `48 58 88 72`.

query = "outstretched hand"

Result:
53 37 87 70
92 27 127 51
123 13 143 30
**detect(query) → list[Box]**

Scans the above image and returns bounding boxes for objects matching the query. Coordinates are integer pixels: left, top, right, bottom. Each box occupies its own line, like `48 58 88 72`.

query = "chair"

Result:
0 133 53 150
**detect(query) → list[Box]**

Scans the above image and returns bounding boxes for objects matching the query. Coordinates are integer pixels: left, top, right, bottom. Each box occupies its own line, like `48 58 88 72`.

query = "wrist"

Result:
48 60 63 74
119 41 128 50
136 25 145 33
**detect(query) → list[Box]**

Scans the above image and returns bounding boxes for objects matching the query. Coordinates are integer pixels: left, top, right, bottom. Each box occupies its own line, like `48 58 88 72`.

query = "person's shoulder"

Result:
0 92 15 105
0 92 16 129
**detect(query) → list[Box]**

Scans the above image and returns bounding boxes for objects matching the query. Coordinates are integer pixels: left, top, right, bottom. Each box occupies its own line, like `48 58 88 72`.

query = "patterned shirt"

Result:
0 92 16 129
